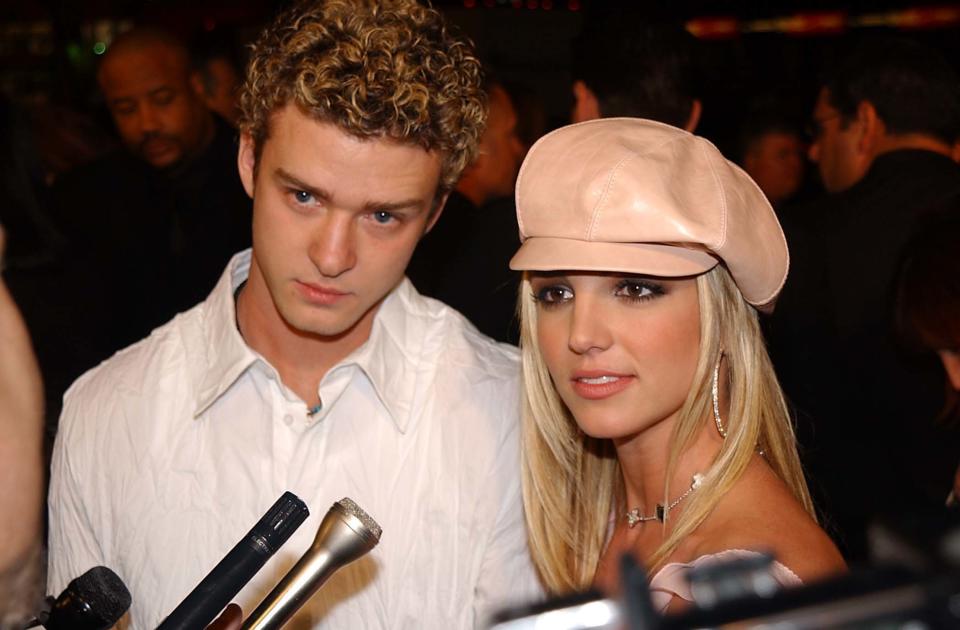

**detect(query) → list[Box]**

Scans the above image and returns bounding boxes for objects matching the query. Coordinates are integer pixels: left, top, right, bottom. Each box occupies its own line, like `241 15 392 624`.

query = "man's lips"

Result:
141 137 177 158
569 371 635 400
294 280 350 305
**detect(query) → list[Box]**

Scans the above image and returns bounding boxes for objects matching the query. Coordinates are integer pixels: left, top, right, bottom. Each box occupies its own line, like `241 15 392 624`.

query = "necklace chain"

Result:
625 473 704 527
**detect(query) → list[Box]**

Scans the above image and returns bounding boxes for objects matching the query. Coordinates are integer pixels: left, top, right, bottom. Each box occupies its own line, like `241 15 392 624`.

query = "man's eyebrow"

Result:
274 168 332 202
361 198 427 213
275 167 427 212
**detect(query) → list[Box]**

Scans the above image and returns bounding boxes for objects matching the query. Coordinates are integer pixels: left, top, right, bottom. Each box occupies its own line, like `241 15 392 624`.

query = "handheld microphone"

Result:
241 497 383 630
29 566 131 630
157 491 309 630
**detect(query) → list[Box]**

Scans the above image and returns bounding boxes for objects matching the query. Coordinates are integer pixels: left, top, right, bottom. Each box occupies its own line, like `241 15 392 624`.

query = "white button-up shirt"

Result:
48 251 541 629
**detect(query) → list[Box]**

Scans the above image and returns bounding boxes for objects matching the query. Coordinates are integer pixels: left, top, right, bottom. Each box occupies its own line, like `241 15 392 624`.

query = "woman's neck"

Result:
615 414 723 517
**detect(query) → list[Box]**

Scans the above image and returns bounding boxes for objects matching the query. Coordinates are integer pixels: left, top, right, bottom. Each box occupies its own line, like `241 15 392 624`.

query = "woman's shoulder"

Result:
691 460 847 584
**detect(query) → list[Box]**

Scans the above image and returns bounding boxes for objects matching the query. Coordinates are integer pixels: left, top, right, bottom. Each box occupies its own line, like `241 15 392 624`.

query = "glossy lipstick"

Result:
570 371 635 400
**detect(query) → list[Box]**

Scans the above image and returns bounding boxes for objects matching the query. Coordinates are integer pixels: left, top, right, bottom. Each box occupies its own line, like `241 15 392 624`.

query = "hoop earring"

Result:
712 350 727 438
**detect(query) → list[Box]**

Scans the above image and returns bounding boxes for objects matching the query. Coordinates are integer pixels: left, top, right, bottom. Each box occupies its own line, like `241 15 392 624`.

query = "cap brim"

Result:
509 237 720 277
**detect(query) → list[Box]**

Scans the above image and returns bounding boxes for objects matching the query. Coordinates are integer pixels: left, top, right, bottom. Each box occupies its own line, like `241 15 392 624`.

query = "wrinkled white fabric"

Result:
48 250 541 629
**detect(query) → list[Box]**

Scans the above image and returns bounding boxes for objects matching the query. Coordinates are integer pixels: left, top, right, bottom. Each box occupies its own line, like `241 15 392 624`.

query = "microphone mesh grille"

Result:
75 566 132 621
337 497 382 541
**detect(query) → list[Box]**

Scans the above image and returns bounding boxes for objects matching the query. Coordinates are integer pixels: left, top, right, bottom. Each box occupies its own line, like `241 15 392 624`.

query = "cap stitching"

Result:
588 153 636 240
700 141 728 250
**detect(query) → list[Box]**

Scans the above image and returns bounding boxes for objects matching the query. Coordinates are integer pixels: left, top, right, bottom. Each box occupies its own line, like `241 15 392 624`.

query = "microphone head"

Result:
334 497 382 544
254 491 311 554
46 566 131 630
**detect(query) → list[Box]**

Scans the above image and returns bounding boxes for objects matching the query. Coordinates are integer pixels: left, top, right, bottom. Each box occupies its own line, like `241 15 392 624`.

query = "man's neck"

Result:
875 132 953 159
235 258 379 407
163 112 218 179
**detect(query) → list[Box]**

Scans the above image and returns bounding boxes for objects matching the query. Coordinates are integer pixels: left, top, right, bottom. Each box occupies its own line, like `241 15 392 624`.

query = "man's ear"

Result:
237 133 256 199
424 191 451 235
855 100 882 156
189 70 209 101
684 99 702 133
940 350 960 391
572 80 601 123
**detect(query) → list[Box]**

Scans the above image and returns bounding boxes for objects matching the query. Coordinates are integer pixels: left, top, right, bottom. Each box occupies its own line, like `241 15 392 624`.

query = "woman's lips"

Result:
569 372 635 400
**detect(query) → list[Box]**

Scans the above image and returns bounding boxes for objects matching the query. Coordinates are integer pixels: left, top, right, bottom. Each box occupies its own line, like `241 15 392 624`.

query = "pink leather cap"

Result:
509 118 789 311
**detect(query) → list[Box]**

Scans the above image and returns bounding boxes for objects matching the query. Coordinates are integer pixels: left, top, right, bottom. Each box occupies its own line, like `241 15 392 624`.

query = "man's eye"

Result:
533 286 573 305
152 90 175 106
112 102 136 116
293 190 314 204
372 210 395 224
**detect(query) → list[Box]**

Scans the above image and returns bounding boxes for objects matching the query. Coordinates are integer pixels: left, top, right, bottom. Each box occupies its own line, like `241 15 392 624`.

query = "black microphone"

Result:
157 491 309 630
30 566 132 630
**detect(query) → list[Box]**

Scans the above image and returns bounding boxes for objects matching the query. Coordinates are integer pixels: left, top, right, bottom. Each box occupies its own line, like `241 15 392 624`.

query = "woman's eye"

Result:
615 280 663 301
533 286 573 305
293 190 314 204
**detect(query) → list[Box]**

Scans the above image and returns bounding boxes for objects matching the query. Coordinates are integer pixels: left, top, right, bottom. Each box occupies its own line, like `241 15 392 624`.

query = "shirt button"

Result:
283 415 294 426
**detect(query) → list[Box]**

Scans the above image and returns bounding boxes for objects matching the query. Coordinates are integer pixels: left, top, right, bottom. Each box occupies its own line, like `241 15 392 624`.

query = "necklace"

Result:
625 473 704 527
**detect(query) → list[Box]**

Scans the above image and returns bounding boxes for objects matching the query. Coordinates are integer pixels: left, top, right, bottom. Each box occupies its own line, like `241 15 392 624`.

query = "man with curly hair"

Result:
46 1 541 627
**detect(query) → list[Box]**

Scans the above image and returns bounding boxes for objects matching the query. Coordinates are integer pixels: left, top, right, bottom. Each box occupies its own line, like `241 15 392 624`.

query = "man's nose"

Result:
308 213 357 278
138 102 162 134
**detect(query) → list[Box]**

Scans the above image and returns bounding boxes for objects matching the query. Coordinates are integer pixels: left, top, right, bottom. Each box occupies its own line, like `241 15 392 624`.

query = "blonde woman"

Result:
510 118 845 610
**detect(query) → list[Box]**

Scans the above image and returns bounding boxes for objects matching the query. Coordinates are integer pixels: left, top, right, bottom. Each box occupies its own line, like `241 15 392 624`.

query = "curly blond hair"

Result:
240 0 486 192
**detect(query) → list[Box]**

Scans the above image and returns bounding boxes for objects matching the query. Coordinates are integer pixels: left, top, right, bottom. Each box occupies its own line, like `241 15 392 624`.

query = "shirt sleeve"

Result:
46 395 107 597
472 411 544 627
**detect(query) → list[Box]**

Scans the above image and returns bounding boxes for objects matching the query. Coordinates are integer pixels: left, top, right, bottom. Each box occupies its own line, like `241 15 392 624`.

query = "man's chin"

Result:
141 152 183 170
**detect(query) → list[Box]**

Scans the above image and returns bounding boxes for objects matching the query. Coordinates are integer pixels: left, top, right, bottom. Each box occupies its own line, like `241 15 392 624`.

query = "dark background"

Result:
5 1 960 159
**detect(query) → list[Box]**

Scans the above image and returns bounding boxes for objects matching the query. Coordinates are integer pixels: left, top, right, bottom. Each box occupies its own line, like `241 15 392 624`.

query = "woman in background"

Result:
509 118 844 610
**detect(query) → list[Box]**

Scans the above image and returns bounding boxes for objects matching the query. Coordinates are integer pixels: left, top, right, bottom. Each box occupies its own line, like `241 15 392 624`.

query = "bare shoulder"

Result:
694 458 847 584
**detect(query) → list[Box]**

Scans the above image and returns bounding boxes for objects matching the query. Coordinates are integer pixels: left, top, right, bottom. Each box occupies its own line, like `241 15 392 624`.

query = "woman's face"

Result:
531 271 701 440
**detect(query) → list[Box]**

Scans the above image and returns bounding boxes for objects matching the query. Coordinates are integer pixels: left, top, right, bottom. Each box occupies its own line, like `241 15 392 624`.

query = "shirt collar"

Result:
193 250 259 417
342 278 427 433
192 251 427 432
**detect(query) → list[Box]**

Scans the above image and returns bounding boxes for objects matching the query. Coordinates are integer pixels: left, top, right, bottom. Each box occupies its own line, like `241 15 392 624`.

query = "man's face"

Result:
744 131 804 206
238 105 444 342
99 43 212 169
474 86 525 201
201 57 243 127
808 87 867 193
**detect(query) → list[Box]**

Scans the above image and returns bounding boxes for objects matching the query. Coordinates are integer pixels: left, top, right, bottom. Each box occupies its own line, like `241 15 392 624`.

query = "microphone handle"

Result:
157 537 277 630
157 492 309 630
240 548 338 630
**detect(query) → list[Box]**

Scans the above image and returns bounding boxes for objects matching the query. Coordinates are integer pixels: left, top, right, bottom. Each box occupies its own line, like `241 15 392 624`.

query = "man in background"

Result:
49 27 251 381
570 12 703 131
407 80 526 342
770 37 960 560
190 30 244 127
739 114 806 208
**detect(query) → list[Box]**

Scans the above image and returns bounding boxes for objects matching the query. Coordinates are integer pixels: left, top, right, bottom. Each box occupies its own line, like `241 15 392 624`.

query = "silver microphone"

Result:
240 497 382 629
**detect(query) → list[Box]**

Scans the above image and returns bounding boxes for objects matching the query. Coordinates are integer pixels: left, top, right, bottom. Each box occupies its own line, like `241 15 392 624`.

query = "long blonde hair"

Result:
519 265 814 595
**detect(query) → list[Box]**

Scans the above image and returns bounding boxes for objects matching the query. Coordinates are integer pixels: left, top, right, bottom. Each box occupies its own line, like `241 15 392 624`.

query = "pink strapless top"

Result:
648 548 802 613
